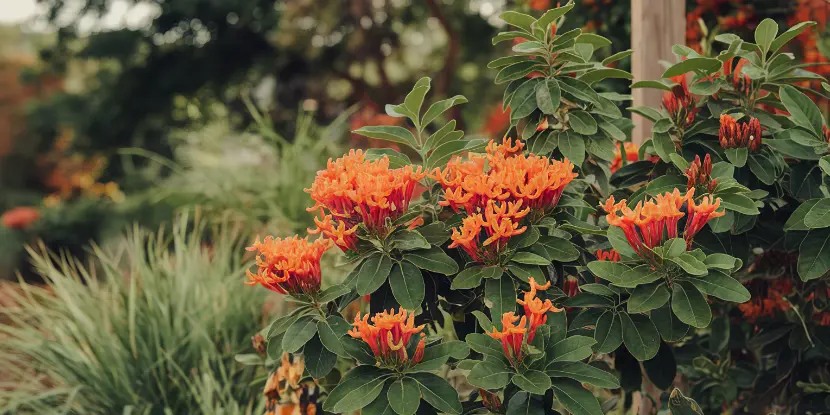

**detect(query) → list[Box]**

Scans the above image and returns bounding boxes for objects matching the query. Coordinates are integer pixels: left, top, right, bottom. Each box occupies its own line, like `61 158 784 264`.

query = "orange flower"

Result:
517 278 561 343
488 312 528 366
348 307 426 367
479 389 503 413
723 57 752 99
595 249 620 262
246 236 331 296
602 189 725 263
685 154 717 193
662 75 699 129
448 200 529 265
306 150 426 251
739 278 792 323
719 114 763 152
610 142 640 173
431 137 577 218
1 206 40 229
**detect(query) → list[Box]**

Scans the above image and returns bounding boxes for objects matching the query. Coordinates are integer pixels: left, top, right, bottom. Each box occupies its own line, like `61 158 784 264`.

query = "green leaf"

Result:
424 120 458 150
618 264 663 288
652 132 676 162
821 155 830 176
703 253 737 270
500 11 536 32
550 336 597 362
787 199 823 231
546 362 620 389
718 193 760 215
467 359 512 389
709 316 730 354
606 226 637 258
507 263 545 283
536 78 562 115
550 379 603 415
748 153 779 185
771 21 816 52
473 311 494 332
579 284 617 297
389 261 425 310
488 55 528 69
630 80 674 91
798 228 830 281
662 58 722 78
530 236 580 262
452 266 503 289
506 392 544 415
365 148 413 168
575 33 612 49
267 312 304 339
669 253 708 276
579 68 632 85
569 111 598 135
356 254 394 295
628 283 671 314
403 247 458 275
724 147 748 167
511 252 551 265
486 277 517 326
668 389 705 415
509 78 542 120
754 18 778 55
266 333 284 361
390 230 431 251
361 386 395 415
234 353 262 366
354 126 420 150
620 313 660 361
651 304 689 342
466 333 506 357
556 130 585 167
401 77 431 120
766 138 823 160
593 311 623 354
602 50 633 66
410 372 462 415
805 198 830 228
421 95 467 128
418 222 451 245
282 315 319 353
388 377 421 415
426 138 487 170
513 41 547 54
493 31 531 45
688 270 750 302
536 3 574 32
324 366 390 413
663 238 687 259
671 281 712 328
304 335 337 378
512 370 551 394
780 85 825 138
317 319 346 357
586 261 631 285
496 62 538 84
342 337 377 365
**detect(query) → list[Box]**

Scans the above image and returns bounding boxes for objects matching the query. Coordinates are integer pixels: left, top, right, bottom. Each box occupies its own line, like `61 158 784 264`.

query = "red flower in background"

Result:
1 206 40 230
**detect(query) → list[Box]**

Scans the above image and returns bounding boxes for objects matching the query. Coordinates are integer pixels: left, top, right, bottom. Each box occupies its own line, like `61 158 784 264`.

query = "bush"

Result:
0 215 266 414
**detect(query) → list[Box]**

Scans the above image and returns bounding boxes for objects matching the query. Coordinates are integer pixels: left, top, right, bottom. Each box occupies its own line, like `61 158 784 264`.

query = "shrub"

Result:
242 4 827 415
0 215 266 414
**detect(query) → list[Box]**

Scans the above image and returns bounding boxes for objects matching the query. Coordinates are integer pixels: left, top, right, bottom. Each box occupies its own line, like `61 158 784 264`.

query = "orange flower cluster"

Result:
432 138 577 217
602 189 725 263
739 279 792 323
348 308 426 367
306 150 426 252
719 114 763 152
246 236 331 296
685 154 718 193
517 278 560 343
596 249 620 262
448 200 529 264
264 353 319 415
610 142 639 173
663 76 699 129
488 312 528 366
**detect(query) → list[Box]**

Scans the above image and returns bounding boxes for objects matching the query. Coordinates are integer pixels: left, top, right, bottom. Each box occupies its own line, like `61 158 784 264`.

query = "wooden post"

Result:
631 0 686 144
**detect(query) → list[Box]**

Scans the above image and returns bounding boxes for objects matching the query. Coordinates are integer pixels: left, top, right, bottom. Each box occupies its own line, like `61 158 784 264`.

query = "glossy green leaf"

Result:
353 126 420 150
593 311 623 354
389 261 425 310
754 18 778 54
403 247 458 275
410 372 462 415
628 283 671 314
550 378 603 415
511 252 551 265
671 281 712 328
798 228 830 281
620 313 660 361
324 366 391 413
546 361 620 389
356 254 394 295
662 58 722 78
388 377 421 415
550 335 597 362
651 304 690 342
780 85 825 138
512 369 551 394
569 111 598 135
486 277 517 326
669 253 708 276
451 266 503 290
536 78 561 115
687 270 750 302
467 359 512 389
282 315 319 353
304 335 337 378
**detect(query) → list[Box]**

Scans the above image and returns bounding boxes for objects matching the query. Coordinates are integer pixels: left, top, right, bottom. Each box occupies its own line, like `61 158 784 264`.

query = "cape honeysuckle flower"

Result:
264 353 319 415
823 125 830 144
431 137 577 218
595 249 620 262
479 389 503 413
602 188 725 263
662 75 699 129
488 312 528 366
738 278 792 323
246 235 331 296
516 278 561 343
685 154 718 193
347 307 426 368
305 150 426 251
719 114 763 153
723 57 752 98
448 199 529 265
563 276 580 298
610 142 640 173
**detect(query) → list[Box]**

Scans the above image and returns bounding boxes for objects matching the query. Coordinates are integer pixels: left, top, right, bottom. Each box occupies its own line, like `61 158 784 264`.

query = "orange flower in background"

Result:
595 249 620 262
246 235 331 296
348 307 426 367
306 150 426 251
517 278 561 343
610 142 640 173
1 206 40 230
685 154 718 193
488 312 528 366
739 278 792 323
662 75 699 129
719 114 763 152
602 188 725 263
448 200 529 265
264 353 319 415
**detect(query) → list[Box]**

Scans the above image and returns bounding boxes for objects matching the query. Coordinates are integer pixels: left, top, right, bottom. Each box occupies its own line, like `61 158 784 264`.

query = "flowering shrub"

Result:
239 4 827 414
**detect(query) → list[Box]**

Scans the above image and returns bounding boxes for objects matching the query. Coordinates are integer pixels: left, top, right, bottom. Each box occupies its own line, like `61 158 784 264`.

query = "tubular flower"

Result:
685 154 718 193
264 353 319 415
595 249 620 262
602 189 725 263
823 125 830 144
719 114 763 153
488 312 528 366
563 275 580 298
739 279 793 323
662 75 699 129
431 137 577 218
724 57 752 98
448 200 529 265
246 236 332 296
517 278 561 343
610 142 640 173
479 389 503 413
306 150 426 251
347 308 426 368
